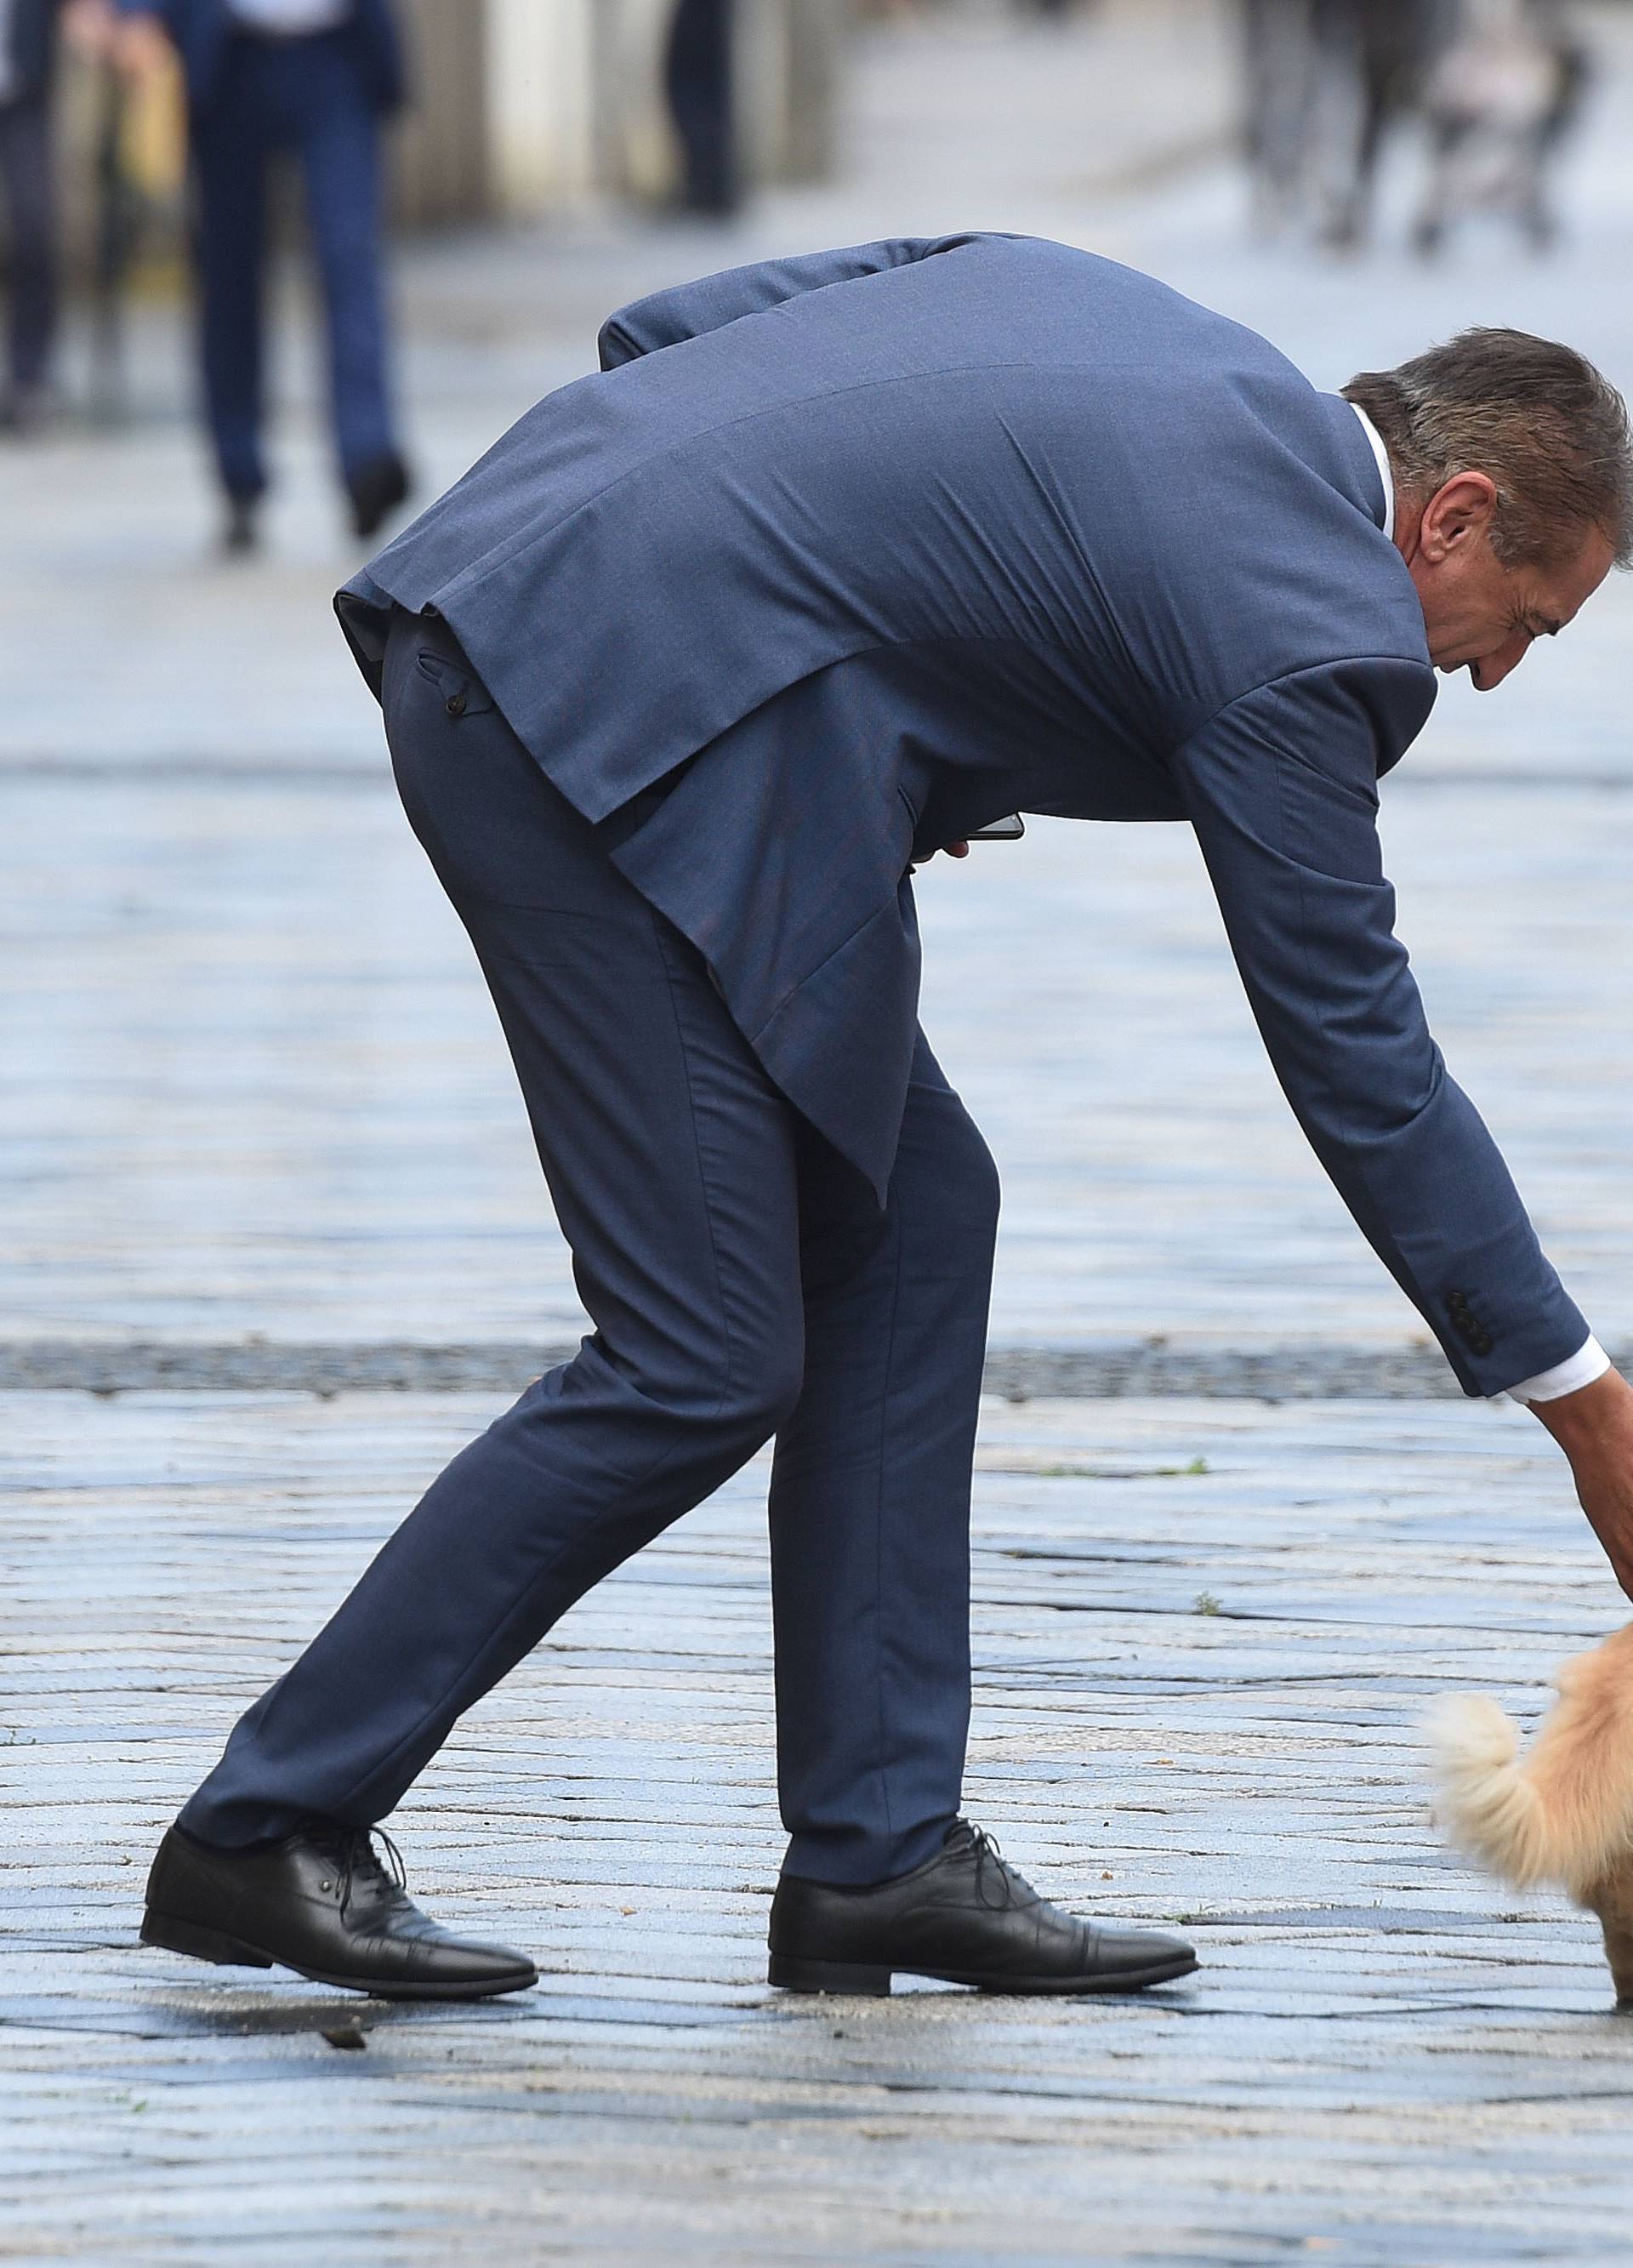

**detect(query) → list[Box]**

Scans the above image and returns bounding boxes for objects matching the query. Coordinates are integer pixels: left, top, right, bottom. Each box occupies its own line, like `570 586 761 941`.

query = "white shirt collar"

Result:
1350 402 1396 542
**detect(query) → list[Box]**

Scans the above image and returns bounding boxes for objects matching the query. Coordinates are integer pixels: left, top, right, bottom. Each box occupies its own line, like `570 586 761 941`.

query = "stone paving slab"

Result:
5 1388 1633 2265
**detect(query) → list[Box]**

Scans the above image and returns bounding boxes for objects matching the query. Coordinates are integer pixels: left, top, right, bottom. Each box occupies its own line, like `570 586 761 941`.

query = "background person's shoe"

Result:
222 497 259 556
347 450 412 540
141 1822 538 2000
0 382 54 437
768 1818 1198 1997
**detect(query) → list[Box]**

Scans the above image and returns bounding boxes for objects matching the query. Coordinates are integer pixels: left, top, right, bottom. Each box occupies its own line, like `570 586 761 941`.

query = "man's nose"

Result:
1471 632 1530 692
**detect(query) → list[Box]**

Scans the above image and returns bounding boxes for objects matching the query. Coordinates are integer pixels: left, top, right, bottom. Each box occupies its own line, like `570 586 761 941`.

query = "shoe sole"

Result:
767 1950 1199 1997
140 1908 538 2001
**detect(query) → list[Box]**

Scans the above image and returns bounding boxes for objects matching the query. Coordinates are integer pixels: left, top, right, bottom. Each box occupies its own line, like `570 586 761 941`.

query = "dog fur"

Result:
1431 1624 1633 2001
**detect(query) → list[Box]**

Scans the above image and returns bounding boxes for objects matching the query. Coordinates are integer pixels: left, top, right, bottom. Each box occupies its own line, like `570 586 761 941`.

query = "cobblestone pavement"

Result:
8 6 1633 2260
6 1388 1631 2265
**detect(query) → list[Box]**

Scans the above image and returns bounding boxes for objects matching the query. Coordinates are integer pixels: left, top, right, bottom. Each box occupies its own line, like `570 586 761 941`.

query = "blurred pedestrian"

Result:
1241 0 1316 237
666 0 738 219
1309 0 1429 249
0 0 65 431
1414 0 1588 254
115 0 411 553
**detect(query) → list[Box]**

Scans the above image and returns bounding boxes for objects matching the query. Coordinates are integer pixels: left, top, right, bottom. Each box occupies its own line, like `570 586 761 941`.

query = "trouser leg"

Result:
665 0 739 214
191 56 270 501
291 46 395 482
180 620 807 1847
771 1043 999 1884
0 99 57 393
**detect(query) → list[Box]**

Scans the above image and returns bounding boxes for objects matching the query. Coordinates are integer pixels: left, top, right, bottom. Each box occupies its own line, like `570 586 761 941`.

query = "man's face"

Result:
1398 471 1615 691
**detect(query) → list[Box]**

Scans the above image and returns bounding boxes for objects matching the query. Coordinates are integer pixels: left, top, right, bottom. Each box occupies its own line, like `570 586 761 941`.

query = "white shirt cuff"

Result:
1499 1335 1611 1405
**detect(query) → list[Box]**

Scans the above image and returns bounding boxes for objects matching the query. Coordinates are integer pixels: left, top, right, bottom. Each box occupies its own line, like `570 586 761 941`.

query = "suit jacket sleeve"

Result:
1168 657 1588 1395
597 236 994 370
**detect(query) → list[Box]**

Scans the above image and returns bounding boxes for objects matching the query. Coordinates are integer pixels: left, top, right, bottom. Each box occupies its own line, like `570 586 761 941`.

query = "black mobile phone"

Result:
964 815 1026 841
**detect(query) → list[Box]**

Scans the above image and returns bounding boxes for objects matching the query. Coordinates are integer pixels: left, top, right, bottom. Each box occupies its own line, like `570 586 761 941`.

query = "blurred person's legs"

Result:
189 29 406 550
174 614 994 1894
1523 8 1590 250
282 31 406 535
666 0 739 218
0 92 58 428
1240 0 1316 236
191 42 273 544
1308 0 1418 248
1413 110 1471 254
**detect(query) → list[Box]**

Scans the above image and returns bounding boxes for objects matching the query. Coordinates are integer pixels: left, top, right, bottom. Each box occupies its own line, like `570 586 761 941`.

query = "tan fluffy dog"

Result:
1431 1625 1633 2003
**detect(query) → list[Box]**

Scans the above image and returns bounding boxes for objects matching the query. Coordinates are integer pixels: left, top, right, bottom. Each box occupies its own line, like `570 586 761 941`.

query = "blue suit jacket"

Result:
119 0 405 110
338 233 1586 1395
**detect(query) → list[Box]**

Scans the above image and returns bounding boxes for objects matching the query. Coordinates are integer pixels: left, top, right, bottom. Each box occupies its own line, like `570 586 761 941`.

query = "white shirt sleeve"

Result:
1500 1336 1612 1405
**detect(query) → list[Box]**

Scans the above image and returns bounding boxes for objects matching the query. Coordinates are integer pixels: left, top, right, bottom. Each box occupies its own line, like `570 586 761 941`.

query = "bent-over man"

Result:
141 235 1633 2002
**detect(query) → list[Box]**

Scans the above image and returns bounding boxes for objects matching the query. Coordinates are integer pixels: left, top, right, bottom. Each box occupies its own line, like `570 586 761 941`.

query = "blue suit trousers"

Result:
191 30 395 499
179 613 1001 1886
0 95 55 392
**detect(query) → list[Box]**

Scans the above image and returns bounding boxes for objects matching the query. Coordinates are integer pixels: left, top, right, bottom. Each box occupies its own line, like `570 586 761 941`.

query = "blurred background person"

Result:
1308 0 1430 249
666 0 739 219
114 0 411 553
1241 0 1316 236
1415 0 1590 253
0 0 65 431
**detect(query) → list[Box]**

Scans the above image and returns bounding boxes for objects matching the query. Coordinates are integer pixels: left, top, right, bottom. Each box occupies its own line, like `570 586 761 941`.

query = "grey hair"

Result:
1343 327 1633 569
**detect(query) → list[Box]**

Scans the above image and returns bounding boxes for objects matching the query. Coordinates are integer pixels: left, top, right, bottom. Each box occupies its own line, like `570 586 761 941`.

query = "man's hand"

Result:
1531 1366 1633 1601
908 841 968 874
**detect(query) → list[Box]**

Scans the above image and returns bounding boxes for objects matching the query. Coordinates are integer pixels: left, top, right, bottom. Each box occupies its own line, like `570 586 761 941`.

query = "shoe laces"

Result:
310 1823 407 1920
947 1819 1039 1912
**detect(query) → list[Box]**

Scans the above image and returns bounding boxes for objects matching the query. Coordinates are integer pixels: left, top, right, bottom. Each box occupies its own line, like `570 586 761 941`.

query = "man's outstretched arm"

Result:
597 235 994 369
1169 656 1633 1594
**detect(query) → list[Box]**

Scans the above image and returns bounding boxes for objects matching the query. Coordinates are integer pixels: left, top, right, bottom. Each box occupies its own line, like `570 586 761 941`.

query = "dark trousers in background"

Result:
179 611 1001 1889
0 94 56 396
191 30 395 500
1310 0 1423 244
666 0 738 216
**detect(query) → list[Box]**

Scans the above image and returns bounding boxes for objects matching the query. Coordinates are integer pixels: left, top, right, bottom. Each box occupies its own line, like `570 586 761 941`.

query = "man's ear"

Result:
1419 471 1499 562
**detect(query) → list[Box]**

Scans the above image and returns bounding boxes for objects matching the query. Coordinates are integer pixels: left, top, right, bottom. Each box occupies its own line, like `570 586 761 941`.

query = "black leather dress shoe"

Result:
141 1822 538 2000
769 1819 1198 1997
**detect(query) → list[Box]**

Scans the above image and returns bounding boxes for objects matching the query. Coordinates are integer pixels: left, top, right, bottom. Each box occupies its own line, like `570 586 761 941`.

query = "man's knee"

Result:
573 1330 805 1452
710 1341 806 1445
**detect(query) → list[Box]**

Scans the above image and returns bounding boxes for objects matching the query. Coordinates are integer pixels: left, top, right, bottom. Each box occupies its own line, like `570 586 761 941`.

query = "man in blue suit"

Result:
143 235 1633 2003
117 0 409 550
